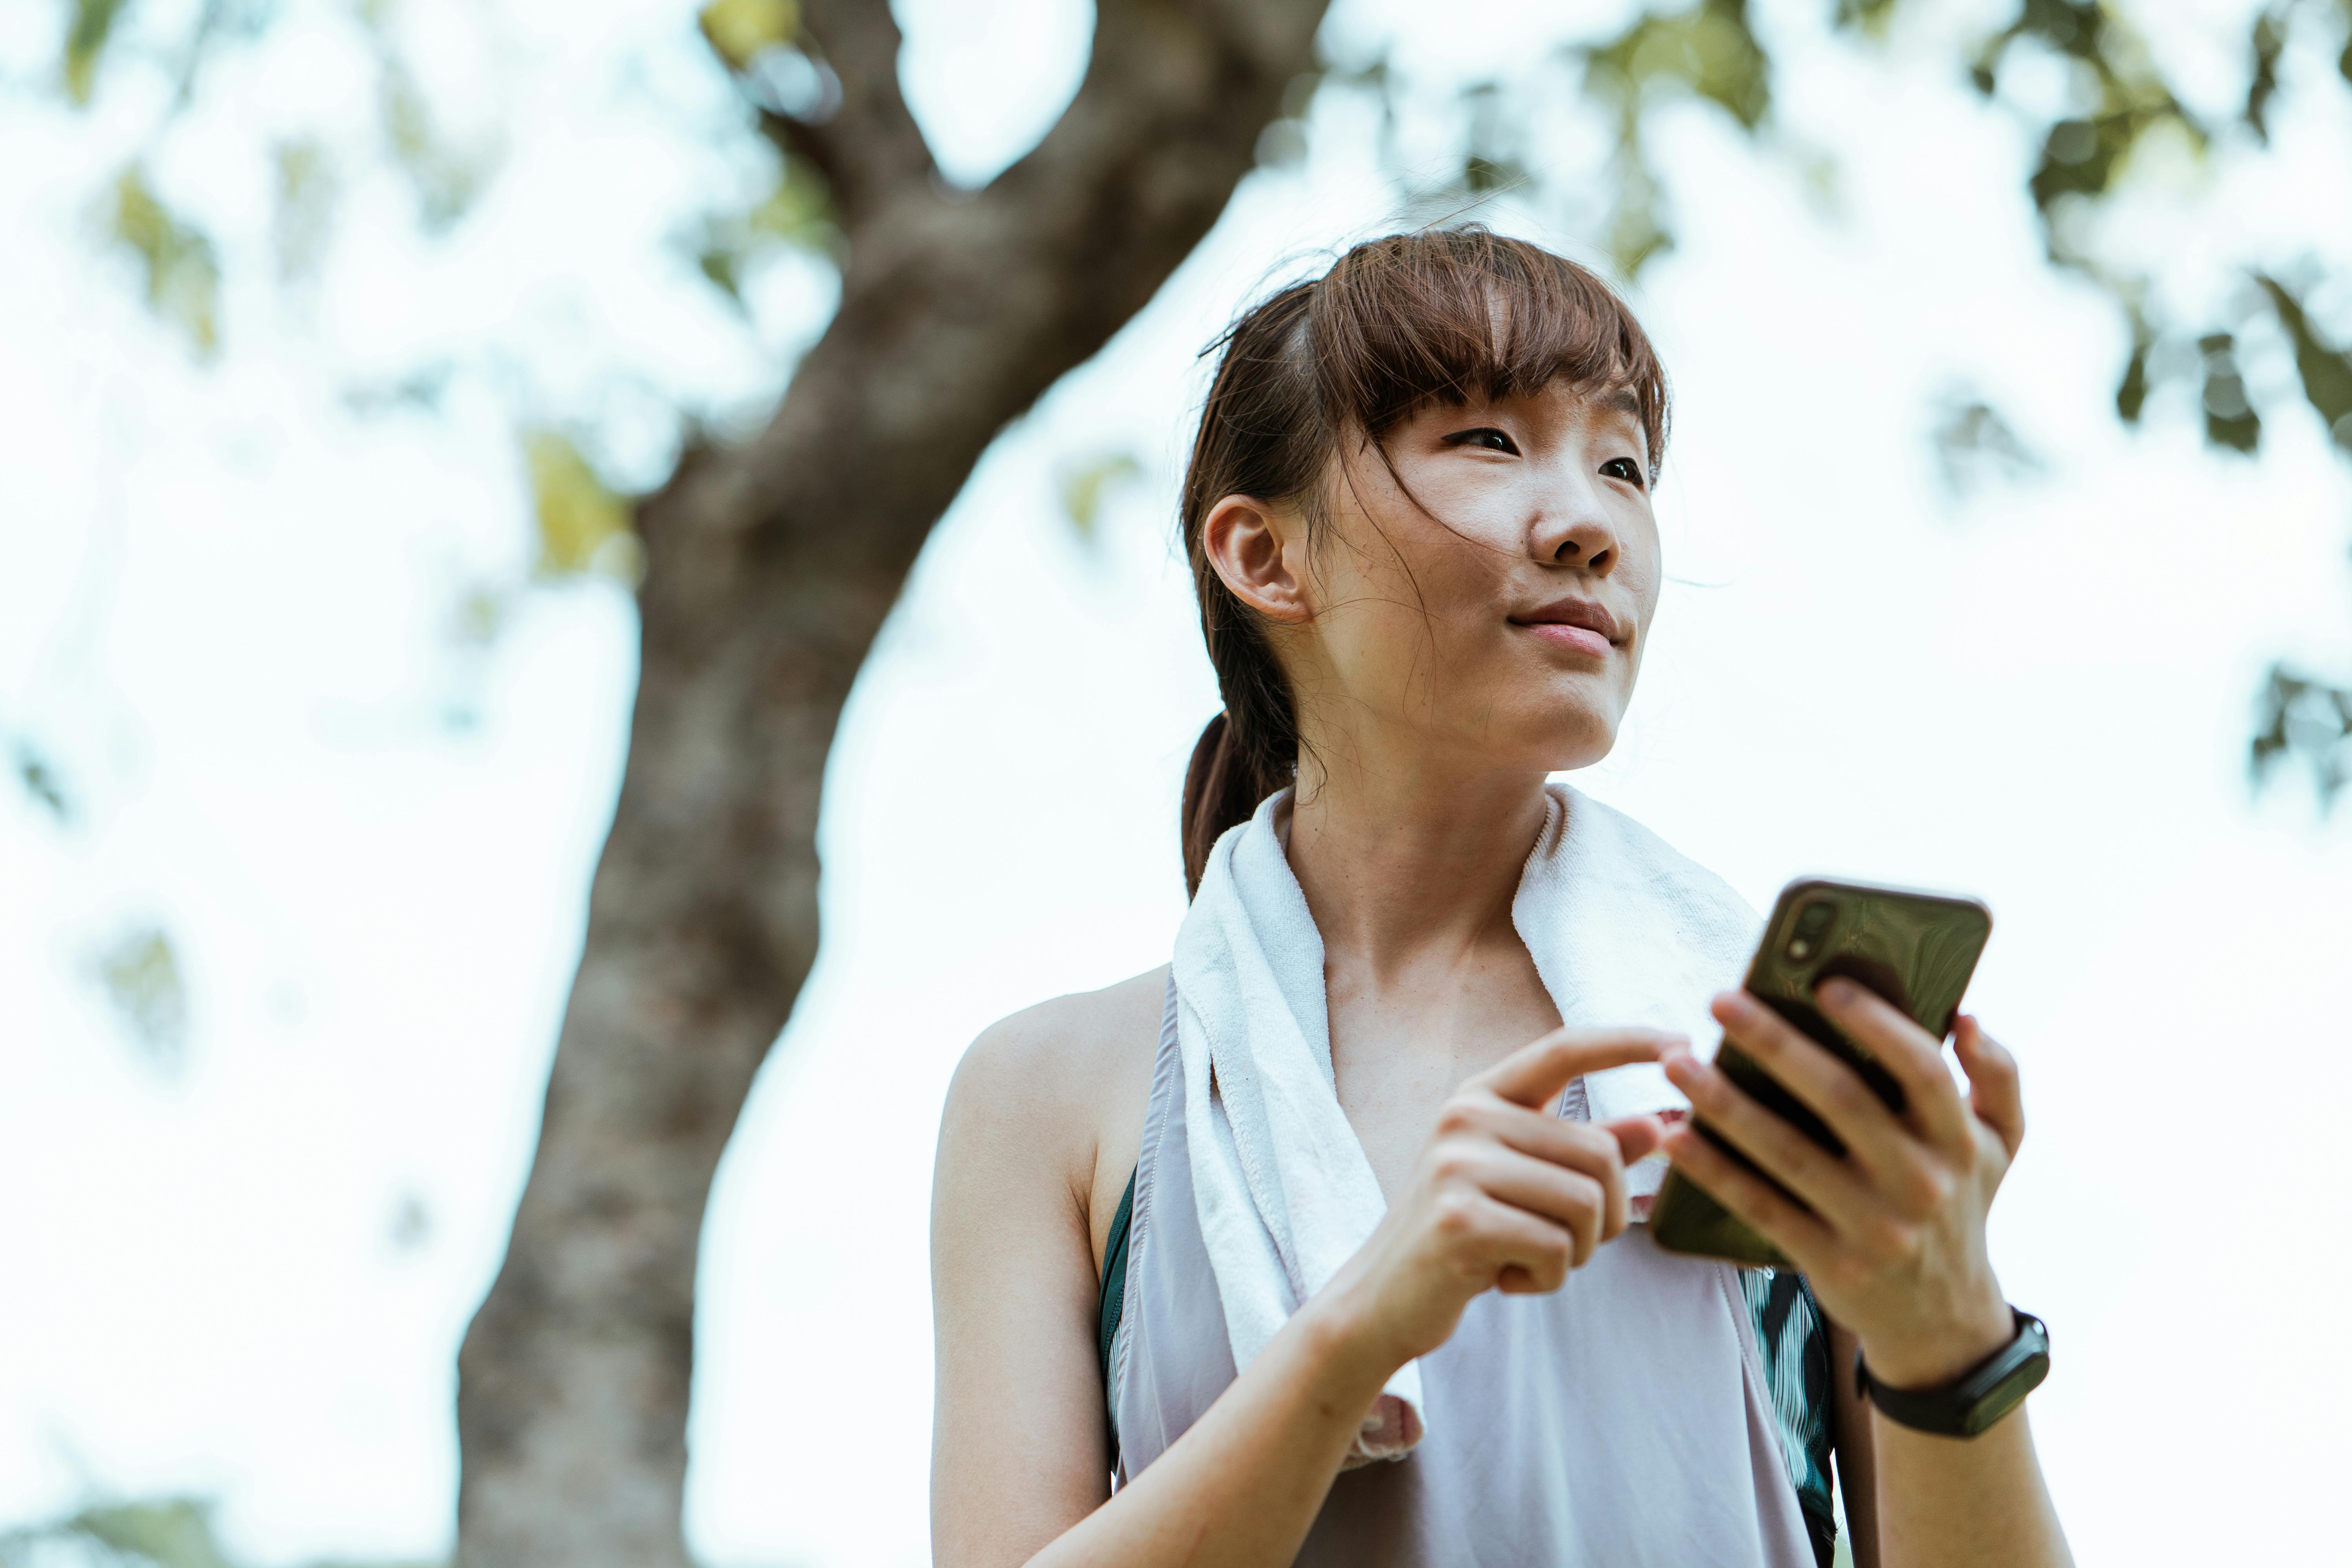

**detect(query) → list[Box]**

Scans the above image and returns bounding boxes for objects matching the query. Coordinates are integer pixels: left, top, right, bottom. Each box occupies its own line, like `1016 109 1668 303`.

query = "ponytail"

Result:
1181 712 1291 897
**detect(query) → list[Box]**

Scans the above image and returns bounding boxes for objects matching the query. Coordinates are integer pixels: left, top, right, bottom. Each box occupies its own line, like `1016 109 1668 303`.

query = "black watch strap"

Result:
1855 1308 2049 1439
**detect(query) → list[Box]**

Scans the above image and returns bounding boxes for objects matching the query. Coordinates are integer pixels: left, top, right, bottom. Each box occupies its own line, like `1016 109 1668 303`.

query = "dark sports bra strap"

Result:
1097 1166 1138 1396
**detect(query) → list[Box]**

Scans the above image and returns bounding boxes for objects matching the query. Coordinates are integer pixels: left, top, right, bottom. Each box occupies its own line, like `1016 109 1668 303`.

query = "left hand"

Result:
1660 981 2025 1390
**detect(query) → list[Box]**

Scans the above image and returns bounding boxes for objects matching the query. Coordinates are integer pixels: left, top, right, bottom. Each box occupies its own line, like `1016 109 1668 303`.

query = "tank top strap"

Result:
1098 975 1181 1445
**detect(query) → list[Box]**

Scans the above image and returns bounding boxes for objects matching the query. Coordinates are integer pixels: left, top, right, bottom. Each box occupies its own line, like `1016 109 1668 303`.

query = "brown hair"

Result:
1178 226 1670 896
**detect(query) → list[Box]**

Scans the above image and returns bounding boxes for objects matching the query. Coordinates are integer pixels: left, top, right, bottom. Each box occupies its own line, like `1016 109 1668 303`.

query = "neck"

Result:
1284 742 1552 981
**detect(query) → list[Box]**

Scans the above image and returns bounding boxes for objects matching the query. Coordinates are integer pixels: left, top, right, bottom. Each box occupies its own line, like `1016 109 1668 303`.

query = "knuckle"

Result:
1429 1145 1479 1186
1898 1165 1952 1219
1432 1190 1480 1237
1435 1099 1482 1138
1862 1217 1918 1265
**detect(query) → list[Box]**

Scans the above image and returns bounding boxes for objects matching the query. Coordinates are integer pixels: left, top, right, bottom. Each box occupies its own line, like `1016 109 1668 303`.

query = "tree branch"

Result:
766 0 935 232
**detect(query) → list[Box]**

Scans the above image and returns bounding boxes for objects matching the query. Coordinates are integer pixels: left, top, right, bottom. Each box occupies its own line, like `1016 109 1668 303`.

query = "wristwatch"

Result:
1855 1308 2049 1438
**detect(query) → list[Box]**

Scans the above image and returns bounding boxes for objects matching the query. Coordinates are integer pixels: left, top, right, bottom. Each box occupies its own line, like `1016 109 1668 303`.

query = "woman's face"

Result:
1261 378 1663 779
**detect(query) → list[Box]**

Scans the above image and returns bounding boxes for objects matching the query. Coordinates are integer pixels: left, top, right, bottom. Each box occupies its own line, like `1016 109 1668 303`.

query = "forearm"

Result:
1872 1405 2070 1568
1025 1292 1391 1568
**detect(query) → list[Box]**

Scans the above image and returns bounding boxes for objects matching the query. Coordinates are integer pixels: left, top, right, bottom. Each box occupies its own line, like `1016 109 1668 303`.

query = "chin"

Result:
1459 708 1620 776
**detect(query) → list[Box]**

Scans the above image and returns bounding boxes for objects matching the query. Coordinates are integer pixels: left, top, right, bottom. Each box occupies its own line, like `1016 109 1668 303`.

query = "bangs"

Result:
1305 228 1668 477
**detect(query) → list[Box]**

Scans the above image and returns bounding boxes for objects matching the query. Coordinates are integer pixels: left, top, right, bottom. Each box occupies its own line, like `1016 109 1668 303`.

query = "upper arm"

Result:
929 978 1159 1568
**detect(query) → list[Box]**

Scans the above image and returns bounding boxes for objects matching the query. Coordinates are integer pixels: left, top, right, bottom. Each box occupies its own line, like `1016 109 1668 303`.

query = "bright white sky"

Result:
3 0 2350 1565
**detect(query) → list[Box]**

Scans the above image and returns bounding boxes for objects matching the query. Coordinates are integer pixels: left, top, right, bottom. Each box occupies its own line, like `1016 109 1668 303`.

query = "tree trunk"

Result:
453 3 1330 1562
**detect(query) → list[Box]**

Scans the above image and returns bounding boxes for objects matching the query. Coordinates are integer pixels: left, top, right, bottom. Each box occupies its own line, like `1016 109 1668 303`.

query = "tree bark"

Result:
453 2 1330 1562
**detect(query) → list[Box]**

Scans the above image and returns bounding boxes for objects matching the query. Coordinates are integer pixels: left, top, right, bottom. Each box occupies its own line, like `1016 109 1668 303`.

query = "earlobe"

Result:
1202 494 1311 623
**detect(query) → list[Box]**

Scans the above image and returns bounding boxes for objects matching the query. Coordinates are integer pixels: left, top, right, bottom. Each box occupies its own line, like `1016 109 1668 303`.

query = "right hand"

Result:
1316 1027 1679 1370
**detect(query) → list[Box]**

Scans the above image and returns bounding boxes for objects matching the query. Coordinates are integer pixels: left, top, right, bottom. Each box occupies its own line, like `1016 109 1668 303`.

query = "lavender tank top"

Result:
1107 982 1817 1567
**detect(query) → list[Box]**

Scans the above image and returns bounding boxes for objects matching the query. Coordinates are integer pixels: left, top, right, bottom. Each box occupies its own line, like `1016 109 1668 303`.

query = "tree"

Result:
27 0 2352 1562
447 4 1333 1564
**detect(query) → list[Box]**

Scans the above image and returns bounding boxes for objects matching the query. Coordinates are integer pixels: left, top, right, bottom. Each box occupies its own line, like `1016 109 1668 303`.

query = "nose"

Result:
1528 472 1620 574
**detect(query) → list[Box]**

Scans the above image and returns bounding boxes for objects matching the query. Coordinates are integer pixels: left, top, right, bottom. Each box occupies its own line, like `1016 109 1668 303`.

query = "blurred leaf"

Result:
1058 451 1143 539
699 0 798 72
2254 662 2352 808
2115 311 2156 423
452 584 505 648
271 137 340 283
1974 1 2205 268
89 923 189 1076
1577 0 1773 276
2245 6 2287 143
71 1498 235 1568
359 10 492 236
343 361 455 416
2197 332 2261 453
12 737 72 823
62 0 133 105
390 1191 433 1251
0 1494 441 1568
1931 390 2045 498
524 430 641 582
2254 273 2352 453
1458 80 1527 195
1833 0 1903 34
98 165 220 355
691 154 838 303
1582 0 1772 132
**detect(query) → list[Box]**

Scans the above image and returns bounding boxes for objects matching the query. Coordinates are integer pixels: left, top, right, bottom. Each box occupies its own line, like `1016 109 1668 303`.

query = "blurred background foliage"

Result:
42 0 2352 803
14 0 2352 1541
0 1496 433 1568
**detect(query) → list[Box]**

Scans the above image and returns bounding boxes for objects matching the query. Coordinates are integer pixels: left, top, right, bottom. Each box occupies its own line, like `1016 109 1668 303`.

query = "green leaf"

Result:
2245 7 2287 143
1931 390 2045 498
2253 662 2352 809
2254 274 2352 452
62 0 133 105
689 154 839 304
524 430 641 582
1058 451 1143 539
2196 332 2260 455
97 164 220 356
699 0 799 71
11 736 72 823
272 138 340 283
89 923 189 1076
2115 319 2155 425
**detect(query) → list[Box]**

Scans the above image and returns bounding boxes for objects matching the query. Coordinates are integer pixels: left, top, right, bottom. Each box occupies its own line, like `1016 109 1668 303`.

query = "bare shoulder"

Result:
940 964 1169 1268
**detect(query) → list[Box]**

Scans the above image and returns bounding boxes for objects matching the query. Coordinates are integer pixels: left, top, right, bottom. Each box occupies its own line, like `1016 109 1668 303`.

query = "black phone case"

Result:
1648 878 1992 1269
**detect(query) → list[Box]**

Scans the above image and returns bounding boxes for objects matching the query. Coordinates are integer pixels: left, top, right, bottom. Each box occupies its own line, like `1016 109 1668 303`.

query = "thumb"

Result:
1603 1114 1664 1165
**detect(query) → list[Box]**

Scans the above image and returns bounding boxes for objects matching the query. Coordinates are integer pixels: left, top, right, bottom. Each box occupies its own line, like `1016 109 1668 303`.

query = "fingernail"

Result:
1820 977 1855 1003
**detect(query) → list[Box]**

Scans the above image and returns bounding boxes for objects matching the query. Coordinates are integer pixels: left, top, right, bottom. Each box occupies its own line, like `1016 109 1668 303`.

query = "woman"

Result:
929 229 2070 1568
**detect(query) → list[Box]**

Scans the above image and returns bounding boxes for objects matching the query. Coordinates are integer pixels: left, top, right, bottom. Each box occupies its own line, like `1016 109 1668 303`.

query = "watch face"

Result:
1962 1353 2051 1437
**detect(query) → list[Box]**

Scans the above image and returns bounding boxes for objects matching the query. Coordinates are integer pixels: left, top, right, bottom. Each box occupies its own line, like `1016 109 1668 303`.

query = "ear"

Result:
1201 494 1312 623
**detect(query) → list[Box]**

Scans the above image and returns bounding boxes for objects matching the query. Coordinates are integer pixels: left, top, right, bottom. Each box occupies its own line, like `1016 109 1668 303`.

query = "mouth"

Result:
1508 596 1624 659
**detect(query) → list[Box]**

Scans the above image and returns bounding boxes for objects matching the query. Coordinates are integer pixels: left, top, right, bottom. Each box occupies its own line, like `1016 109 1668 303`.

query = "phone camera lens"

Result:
1785 899 1836 964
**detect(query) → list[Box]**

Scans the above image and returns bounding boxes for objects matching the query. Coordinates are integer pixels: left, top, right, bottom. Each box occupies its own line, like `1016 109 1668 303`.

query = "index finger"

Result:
1473 1027 1681 1111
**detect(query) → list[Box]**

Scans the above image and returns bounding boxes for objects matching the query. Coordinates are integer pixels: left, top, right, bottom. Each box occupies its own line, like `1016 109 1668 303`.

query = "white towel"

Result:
1171 781 1760 1464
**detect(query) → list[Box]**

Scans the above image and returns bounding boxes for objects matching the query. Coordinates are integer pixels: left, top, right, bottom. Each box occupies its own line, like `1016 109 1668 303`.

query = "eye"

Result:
1444 427 1521 456
1600 456 1646 489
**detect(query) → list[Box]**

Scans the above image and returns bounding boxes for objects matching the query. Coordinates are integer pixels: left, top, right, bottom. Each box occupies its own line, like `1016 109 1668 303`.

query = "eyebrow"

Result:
1595 387 1642 419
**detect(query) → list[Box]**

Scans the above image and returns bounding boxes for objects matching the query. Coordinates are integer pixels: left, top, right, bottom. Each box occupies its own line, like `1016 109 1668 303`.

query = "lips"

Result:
1509 596 1624 657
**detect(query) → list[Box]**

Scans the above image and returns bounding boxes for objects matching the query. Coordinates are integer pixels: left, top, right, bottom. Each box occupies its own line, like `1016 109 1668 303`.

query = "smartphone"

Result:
1648 877 1992 1269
